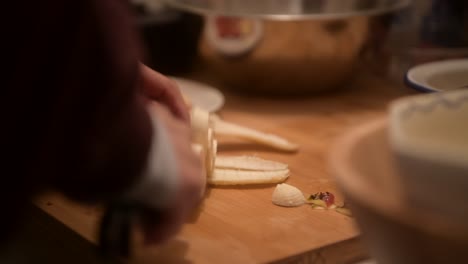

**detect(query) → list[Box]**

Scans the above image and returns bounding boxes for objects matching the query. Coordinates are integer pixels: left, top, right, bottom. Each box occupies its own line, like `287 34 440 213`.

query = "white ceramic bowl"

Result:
389 89 468 220
329 118 468 264
405 59 468 92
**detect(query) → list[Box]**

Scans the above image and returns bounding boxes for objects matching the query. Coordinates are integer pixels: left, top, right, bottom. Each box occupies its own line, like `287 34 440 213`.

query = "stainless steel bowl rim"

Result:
165 0 411 20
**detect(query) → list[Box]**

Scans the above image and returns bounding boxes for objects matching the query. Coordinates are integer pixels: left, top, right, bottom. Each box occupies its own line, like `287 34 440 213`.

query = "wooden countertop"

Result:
35 69 413 264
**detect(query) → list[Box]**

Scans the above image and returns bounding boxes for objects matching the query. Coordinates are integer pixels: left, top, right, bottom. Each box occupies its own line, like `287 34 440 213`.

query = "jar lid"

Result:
165 0 410 20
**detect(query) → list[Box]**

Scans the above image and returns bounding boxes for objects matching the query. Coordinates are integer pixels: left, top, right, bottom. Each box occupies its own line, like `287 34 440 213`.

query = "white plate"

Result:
405 59 468 92
171 77 225 113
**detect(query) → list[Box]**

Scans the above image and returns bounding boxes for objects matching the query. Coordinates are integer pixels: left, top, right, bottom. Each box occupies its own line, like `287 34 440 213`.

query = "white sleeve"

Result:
122 106 179 209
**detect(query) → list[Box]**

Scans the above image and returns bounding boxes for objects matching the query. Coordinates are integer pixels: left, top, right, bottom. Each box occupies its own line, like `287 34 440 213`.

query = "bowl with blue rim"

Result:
405 59 468 93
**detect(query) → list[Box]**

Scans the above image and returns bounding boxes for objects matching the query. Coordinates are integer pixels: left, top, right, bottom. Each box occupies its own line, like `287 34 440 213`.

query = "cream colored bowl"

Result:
329 118 468 264
389 89 468 219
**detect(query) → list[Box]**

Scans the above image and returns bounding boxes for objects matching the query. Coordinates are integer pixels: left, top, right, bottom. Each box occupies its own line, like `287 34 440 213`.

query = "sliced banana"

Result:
190 107 295 187
208 169 289 185
190 107 210 148
207 136 217 178
192 143 207 198
212 117 298 152
193 108 297 152
215 156 288 171
272 183 306 207
205 128 213 175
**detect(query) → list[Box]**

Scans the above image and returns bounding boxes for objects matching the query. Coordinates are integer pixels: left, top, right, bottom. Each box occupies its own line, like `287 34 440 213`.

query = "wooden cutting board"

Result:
35 71 413 264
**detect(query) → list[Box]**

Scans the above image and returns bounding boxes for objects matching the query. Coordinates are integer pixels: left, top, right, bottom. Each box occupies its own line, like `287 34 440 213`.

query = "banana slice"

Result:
272 183 306 207
212 117 298 152
192 144 207 198
191 107 297 152
190 107 294 186
207 136 217 178
190 107 210 148
208 169 289 185
205 128 213 174
215 156 288 171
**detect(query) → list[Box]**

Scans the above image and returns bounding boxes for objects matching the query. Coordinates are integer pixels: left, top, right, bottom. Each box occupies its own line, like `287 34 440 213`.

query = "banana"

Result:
192 143 207 198
190 106 294 187
190 106 210 148
190 107 298 152
207 136 217 178
271 183 306 207
211 115 298 152
191 144 205 167
205 128 213 174
208 168 289 185
215 156 288 171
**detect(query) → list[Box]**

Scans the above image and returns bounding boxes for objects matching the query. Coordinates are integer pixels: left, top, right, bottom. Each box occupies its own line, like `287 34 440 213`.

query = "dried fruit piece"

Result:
272 183 306 207
308 192 335 208
307 199 327 208
208 169 289 185
307 191 337 210
215 156 288 171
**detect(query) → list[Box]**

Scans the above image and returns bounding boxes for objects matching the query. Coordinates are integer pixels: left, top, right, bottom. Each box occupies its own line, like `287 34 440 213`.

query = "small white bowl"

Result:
389 89 468 219
405 59 468 92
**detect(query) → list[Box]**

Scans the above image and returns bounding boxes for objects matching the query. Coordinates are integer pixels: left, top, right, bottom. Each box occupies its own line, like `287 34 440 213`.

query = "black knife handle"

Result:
98 202 164 258
98 202 135 258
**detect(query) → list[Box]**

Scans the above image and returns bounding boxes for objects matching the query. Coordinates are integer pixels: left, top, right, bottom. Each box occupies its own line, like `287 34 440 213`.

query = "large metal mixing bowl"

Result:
166 0 410 20
166 0 410 95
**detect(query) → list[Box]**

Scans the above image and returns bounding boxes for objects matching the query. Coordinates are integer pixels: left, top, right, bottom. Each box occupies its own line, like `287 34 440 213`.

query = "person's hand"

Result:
140 102 204 245
140 64 189 122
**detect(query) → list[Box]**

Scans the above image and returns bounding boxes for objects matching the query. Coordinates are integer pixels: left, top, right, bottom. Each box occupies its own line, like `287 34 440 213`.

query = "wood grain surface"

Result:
35 70 414 264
